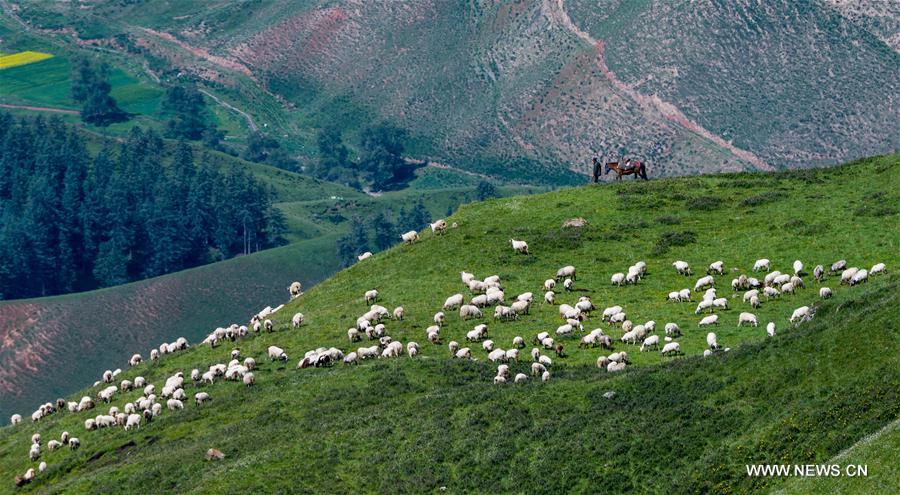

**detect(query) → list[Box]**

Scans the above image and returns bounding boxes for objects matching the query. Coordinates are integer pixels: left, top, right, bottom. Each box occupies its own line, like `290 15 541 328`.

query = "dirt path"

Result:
0 103 78 115
199 89 258 132
548 0 773 171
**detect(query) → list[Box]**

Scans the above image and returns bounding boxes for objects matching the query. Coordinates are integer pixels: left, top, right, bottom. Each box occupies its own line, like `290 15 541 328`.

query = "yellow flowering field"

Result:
0 50 54 70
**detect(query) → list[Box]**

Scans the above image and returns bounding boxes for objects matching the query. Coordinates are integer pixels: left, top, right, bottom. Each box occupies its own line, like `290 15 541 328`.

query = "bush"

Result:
687 196 723 210
740 192 779 207
651 230 697 256
656 215 680 225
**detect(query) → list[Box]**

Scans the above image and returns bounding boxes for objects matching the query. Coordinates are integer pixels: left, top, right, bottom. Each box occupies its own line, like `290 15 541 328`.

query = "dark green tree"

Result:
358 123 408 191
162 84 215 141
372 212 396 251
71 58 126 126
475 180 498 201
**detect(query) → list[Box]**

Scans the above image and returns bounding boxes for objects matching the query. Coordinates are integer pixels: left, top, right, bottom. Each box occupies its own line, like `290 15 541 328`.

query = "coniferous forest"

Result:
0 112 286 300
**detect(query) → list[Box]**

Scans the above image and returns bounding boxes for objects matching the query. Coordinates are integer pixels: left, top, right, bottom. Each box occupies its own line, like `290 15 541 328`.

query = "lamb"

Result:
448 341 460 356
459 304 482 320
267 346 288 361
766 322 776 337
611 272 625 286
850 269 868 286
738 312 758 327
813 264 825 282
819 287 832 299
433 312 445 326
401 230 419 244
243 373 255 386
790 306 811 323
291 313 304 329
708 261 724 275
871 263 886 275
753 259 771 272
673 260 691 275
699 314 719 327
793 260 803 275
365 289 379 304
694 275 715 292
461 271 475 284
750 296 761 308
660 342 681 356
541 371 551 383
563 278 574 291
430 219 447 235
544 291 555 305
510 239 529 254
444 294 464 310
393 307 405 320
640 335 660 352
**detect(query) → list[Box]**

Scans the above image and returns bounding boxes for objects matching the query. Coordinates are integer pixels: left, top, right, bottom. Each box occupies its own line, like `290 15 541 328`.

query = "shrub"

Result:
687 196 723 210
740 192 779 207
651 230 697 256
656 215 680 225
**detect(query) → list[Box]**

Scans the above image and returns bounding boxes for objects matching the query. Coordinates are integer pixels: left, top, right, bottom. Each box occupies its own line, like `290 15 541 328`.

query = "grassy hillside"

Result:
6 0 897 182
0 155 896 493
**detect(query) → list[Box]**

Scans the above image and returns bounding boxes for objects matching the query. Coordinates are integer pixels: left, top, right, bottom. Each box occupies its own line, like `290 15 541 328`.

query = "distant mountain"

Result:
10 0 896 182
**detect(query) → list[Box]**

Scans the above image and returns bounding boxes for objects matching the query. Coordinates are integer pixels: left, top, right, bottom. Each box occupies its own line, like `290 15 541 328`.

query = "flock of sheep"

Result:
6 220 888 487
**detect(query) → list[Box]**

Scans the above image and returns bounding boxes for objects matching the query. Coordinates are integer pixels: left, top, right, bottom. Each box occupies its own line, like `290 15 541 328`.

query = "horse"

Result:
592 158 648 181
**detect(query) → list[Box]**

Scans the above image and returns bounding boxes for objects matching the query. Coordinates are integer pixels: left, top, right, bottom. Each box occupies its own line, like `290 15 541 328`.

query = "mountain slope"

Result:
8 0 898 181
0 154 897 493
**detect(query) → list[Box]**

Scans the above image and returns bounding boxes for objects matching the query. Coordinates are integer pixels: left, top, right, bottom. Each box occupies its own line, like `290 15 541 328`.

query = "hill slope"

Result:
7 1 898 181
0 155 897 493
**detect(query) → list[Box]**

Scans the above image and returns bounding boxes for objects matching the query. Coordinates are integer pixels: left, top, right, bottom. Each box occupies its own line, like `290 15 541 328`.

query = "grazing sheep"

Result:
430 219 447 235
487 349 506 362
29 444 40 461
812 264 825 282
166 399 184 411
694 275 715 292
401 231 419 244
750 296 761 308
514 373 528 383
243 373 255 387
539 355 553 367
819 287 832 299
129 354 143 367
455 348 472 359
510 239 529 254
68 438 80 450
673 260 691 275
607 361 627 372
743 289 759 302
703 349 713 358
753 259 771 272
793 260 803 275
392 307 405 321
493 375 507 384
712 298 728 310
482 339 494 352
640 335 660 352
871 263 886 275
563 278 574 291
407 342 420 358
695 299 713 314
505 349 519 362
543 291 556 306
541 371 551 383
790 306 811 323
267 346 288 361
840 267 859 285
667 291 682 303
708 261 724 275
830 260 847 273
531 362 547 376
364 289 379 304
664 323 681 337
611 272 625 286
195 392 211 405
850 269 868 286
678 289 692 302
10 414 22 426
609 312 627 326
289 281 304 299
47 439 61 451
781 282 795 295
660 342 681 356
763 286 780 299
459 304 483 320
556 265 577 281
738 312 758 327
125 414 141 431
766 322 776 337
290 313 304 329
544 279 556 291
699 314 719 327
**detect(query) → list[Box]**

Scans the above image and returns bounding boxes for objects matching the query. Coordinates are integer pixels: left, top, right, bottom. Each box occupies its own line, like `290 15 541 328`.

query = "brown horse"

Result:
598 159 648 181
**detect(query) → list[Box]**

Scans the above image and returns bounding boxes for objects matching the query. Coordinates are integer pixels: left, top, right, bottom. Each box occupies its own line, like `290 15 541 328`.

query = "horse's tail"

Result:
640 163 648 180
592 161 601 183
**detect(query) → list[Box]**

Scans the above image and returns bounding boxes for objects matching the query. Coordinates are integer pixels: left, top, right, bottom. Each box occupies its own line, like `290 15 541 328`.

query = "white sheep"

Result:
819 287 832 299
510 239 529 254
738 312 758 327
660 342 681 356
505 349 519 362
673 260 691 275
563 278 574 291
679 289 692 302
531 362 546 376
129 354 142 367
750 296 761 309
694 275 715 292
712 298 728 310
766 322 776 337
290 313 304 329
708 261 724 275
609 312 627 326
544 279 556 291
538 355 552 367
544 291 555 305
407 342 420 358
840 267 859 285
763 286 780 299
611 272 625 286
871 263 886 275
607 361 626 372
640 335 660 352
850 269 868 286
667 291 682 303
68 438 80 450
459 304 482 320
487 349 506 362
166 399 184 411
493 375 506 384
391 307 404 320
699 314 719 327
401 230 419 244
664 323 681 337
695 299 713 314
267 346 288 361
125 414 142 430
455 348 472 359
541 371 550 383
243 373 255 386
790 306 811 323
514 373 528 383
753 259 770 272
743 289 759 302
364 289 379 304
430 219 447 235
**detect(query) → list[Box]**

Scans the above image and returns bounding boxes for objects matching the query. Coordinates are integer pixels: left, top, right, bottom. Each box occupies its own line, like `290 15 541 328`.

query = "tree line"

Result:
0 113 285 300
